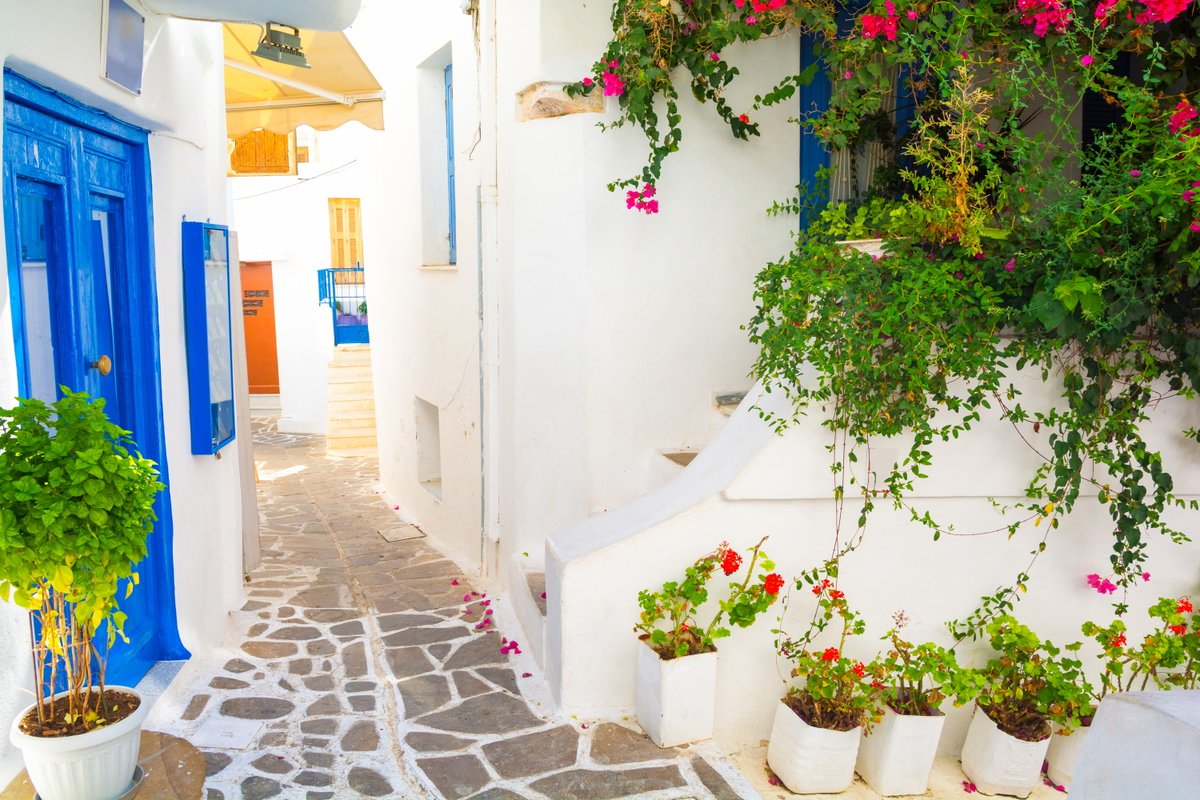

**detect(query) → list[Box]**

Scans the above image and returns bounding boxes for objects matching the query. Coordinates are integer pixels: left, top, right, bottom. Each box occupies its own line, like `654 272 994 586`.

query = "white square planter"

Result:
960 705 1051 798
1045 725 1089 789
856 705 945 796
766 699 862 794
634 640 717 748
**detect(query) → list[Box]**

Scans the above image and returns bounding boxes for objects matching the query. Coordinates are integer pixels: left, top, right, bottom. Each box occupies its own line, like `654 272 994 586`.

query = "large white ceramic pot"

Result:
1045 724 1089 789
960 704 1051 798
766 699 862 794
9 687 148 800
634 639 717 748
856 705 945 796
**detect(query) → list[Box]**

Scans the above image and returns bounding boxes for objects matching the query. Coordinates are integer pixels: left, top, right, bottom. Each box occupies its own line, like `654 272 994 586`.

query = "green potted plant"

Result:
633 537 782 747
1058 595 1200 788
1 390 164 800
948 615 1089 798
856 612 964 796
769 566 878 794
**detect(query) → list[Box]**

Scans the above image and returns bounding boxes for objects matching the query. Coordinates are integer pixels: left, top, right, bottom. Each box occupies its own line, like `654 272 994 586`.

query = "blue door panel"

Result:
3 70 189 687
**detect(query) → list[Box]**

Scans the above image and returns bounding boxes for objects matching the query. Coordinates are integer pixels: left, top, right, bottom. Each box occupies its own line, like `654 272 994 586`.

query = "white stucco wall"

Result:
0 0 245 777
351 3 486 570
231 124 384 434
548 383 1200 754
495 4 801 574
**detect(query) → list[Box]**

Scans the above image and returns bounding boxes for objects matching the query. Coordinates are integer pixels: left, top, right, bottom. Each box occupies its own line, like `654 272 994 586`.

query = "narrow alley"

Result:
146 419 754 799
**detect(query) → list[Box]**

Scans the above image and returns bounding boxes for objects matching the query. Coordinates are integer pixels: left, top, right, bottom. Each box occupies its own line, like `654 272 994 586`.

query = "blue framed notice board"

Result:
182 221 236 454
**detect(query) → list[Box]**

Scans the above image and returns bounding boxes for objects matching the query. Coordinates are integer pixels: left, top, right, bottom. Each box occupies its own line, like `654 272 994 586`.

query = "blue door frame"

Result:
3 70 189 684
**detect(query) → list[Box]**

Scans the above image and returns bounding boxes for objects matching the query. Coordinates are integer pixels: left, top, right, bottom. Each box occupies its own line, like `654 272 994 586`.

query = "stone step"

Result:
713 390 747 417
326 445 378 458
326 433 379 451
328 398 376 415
327 384 375 400
328 419 377 436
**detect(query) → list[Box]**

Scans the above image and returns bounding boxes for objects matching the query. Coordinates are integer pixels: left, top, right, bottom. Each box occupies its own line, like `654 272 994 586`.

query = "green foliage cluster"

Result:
1082 596 1200 702
0 390 163 734
635 537 781 658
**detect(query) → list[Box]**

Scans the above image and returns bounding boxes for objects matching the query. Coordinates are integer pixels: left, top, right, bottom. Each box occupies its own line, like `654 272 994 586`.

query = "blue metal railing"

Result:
317 266 369 345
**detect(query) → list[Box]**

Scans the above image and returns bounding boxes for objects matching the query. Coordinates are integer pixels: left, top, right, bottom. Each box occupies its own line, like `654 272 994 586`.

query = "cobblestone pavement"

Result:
148 419 758 799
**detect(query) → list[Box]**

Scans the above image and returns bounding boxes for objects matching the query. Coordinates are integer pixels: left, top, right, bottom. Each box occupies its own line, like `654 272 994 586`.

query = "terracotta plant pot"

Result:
766 699 861 794
1045 724 1090 789
856 705 945 796
9 687 148 800
960 704 1051 798
634 639 717 747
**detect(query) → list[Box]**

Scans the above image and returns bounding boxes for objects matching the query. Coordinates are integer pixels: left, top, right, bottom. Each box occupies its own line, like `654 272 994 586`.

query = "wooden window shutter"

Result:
229 130 296 176
328 198 363 275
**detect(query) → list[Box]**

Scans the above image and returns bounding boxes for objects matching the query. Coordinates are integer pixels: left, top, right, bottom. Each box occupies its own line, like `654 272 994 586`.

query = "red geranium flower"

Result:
822 647 840 661
720 548 743 576
829 589 845 600
852 661 866 677
1109 634 1126 649
1170 624 1188 635
764 573 784 596
1177 598 1193 614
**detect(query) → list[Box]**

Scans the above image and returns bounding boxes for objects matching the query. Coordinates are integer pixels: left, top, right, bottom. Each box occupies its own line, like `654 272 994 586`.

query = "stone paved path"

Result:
148 419 758 799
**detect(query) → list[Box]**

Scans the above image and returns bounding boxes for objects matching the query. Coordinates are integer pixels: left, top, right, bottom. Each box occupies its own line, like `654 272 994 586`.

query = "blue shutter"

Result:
444 63 457 265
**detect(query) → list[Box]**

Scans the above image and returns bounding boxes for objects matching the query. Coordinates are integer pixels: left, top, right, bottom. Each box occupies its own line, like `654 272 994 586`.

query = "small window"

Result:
228 129 297 176
417 44 456 267
328 198 364 271
415 397 442 500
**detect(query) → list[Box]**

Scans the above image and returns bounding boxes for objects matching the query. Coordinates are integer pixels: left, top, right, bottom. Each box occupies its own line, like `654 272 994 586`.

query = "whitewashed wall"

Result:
547 382 1200 754
231 124 384 433
350 3 486 570
0 0 245 778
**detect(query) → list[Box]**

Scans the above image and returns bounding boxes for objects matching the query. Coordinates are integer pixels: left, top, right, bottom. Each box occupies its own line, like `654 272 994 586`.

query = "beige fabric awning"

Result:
223 23 384 138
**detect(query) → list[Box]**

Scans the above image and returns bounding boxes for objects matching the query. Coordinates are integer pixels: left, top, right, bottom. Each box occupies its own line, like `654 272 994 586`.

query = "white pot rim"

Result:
637 636 718 659
9 686 147 753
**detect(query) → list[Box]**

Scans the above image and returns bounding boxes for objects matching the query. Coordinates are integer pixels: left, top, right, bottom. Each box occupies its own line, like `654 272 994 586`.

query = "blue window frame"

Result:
445 63 457 265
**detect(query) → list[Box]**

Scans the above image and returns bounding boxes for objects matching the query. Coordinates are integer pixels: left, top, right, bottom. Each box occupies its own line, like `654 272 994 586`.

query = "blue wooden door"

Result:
4 75 187 685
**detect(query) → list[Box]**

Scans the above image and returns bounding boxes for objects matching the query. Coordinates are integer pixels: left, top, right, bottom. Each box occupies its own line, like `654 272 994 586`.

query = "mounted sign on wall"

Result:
182 221 237 455
101 0 146 94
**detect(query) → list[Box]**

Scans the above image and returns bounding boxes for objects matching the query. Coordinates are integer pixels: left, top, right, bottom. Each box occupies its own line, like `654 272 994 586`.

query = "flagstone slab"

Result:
442 634 509 670
691 756 742 800
242 641 298 659
398 673 452 719
466 790 530 800
417 692 542 735
453 670 492 698
241 776 283 800
384 624 472 647
528 766 687 800
251 754 292 774
476 667 519 695
224 658 255 673
481 724 579 779
343 641 368 677
304 608 359 623
378 612 444 632
302 718 338 735
341 719 381 751
589 722 678 764
182 694 209 721
220 697 296 720
416 754 491 800
385 646 436 678
405 732 476 752
347 766 394 797
267 625 323 640
305 693 343 716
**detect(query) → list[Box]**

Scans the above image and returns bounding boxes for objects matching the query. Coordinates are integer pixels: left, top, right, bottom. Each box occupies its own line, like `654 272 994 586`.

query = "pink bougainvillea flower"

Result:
1135 0 1192 23
1191 220 1200 233
463 593 472 602
963 780 978 793
582 77 594 88
1081 54 1094 66
642 183 656 197
1184 190 1196 204
451 578 459 586
540 591 547 599
710 53 721 62
608 59 618 68
844 70 854 79
1016 0 1072 37
907 10 919 19
822 647 840 661
1095 0 1118 26
1143 572 1152 582
1128 168 1142 177
602 71 625 97
522 672 532 678
1004 258 1017 271
1170 100 1198 136
1178 598 1194 614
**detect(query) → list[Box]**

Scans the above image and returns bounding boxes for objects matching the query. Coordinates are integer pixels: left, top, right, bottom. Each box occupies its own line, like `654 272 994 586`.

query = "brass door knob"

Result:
90 355 112 376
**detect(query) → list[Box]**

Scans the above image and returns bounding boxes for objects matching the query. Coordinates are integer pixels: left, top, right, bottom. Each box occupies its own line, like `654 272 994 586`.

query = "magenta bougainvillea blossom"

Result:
1170 99 1198 137
625 183 659 214
1087 573 1119 594
1016 0 1072 37
1135 0 1193 24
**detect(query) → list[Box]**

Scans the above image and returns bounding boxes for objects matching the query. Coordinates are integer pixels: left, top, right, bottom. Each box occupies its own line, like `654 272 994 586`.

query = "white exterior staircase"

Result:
326 344 378 457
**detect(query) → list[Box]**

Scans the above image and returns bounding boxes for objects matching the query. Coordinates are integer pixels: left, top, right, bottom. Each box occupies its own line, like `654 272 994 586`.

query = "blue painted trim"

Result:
444 63 457 265
3 70 190 678
798 32 831 229
181 221 236 455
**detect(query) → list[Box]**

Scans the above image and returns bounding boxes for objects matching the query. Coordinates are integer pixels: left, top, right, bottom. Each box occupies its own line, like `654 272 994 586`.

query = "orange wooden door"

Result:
240 261 280 393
